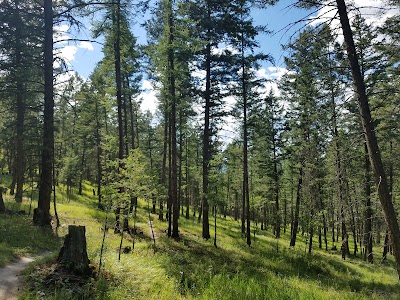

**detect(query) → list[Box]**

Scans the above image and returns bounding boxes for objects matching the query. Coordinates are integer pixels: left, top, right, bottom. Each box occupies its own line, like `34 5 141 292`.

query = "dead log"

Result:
58 225 91 275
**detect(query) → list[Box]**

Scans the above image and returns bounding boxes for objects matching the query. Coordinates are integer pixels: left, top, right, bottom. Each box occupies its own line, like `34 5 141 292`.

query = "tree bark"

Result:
14 1 25 203
273 137 280 238
290 167 302 247
336 0 400 278
241 31 251 246
167 0 179 239
34 0 53 227
0 188 6 213
58 225 91 275
160 110 168 221
202 37 211 239
95 95 102 209
364 143 373 262
113 0 124 233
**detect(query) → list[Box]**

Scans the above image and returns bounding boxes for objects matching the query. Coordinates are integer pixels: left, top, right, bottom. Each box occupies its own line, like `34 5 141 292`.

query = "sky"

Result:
57 0 398 140
59 0 313 113
66 0 311 79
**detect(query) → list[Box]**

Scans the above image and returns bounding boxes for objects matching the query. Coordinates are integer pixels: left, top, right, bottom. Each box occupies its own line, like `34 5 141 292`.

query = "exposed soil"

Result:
0 253 49 300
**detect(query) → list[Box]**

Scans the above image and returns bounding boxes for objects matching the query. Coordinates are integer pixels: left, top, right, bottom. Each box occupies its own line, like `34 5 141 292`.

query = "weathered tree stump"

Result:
0 187 5 213
58 225 91 275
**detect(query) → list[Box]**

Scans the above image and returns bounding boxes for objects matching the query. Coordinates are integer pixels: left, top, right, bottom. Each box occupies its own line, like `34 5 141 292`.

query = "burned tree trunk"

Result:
58 225 91 275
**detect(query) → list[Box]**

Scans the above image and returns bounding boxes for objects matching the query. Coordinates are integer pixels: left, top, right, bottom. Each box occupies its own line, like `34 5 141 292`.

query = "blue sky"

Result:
66 0 311 79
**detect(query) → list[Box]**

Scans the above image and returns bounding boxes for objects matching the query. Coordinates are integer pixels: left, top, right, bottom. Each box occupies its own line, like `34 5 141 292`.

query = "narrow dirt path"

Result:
0 253 49 300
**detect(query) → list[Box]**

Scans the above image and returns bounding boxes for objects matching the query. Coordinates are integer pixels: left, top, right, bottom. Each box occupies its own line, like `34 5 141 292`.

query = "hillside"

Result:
1 183 399 300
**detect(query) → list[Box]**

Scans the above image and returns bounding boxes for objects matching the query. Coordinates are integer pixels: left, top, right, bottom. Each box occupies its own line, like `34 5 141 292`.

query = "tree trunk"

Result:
309 221 314 254
214 205 217 247
167 1 179 239
78 140 86 196
34 0 53 227
241 181 246 234
202 37 211 239
337 0 400 278
122 79 129 156
273 138 280 238
0 188 6 213
290 167 302 247
95 95 102 209
341 204 350 257
234 191 239 221
160 110 168 221
320 193 328 251
382 229 390 263
58 225 91 275
178 111 183 218
112 0 124 233
241 31 250 246
14 11 25 203
185 138 190 219
284 190 287 234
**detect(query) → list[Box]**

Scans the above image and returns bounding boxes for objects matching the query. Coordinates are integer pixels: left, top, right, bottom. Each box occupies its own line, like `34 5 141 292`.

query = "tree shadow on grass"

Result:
155 227 400 298
0 214 60 267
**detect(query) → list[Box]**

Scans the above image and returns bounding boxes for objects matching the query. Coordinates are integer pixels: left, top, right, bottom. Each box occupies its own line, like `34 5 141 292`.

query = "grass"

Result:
0 193 60 267
1 181 400 299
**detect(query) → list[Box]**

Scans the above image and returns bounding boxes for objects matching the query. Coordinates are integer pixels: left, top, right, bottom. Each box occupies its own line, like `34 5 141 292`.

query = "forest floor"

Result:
1 181 400 299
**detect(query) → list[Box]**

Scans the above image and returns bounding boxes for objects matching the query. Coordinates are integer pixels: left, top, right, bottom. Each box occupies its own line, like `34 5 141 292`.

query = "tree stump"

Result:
0 187 5 213
58 225 91 275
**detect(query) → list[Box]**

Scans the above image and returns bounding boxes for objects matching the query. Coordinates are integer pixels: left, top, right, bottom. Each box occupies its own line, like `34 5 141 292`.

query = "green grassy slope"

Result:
1 182 399 299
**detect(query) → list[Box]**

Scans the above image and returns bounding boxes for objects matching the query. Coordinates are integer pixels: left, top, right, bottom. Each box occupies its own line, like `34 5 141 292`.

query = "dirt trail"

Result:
0 253 48 300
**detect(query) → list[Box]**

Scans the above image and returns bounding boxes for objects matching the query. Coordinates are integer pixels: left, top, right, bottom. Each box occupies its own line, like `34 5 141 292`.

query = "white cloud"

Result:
256 66 289 81
142 79 153 90
57 45 78 63
54 24 70 44
255 66 290 97
78 41 94 51
211 44 239 56
140 80 158 114
310 0 398 29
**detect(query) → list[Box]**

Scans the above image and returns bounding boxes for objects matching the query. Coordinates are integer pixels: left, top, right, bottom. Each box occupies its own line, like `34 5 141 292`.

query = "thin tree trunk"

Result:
126 76 136 149
78 140 86 196
202 35 211 239
185 137 190 219
14 2 25 203
234 191 239 221
167 1 179 239
241 181 245 234
122 79 129 156
160 111 168 221
382 229 390 263
214 205 217 247
290 167 302 247
284 189 287 234
309 215 314 254
273 138 280 238
178 111 183 218
241 31 250 246
95 95 102 209
319 189 328 251
112 0 124 233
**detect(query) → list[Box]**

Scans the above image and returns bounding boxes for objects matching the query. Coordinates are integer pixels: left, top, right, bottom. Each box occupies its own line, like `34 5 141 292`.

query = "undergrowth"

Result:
1 181 399 299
